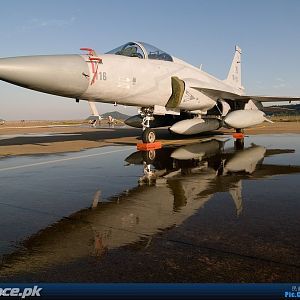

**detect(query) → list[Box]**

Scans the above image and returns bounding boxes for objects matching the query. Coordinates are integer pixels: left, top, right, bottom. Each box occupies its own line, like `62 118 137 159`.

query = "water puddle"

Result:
0 135 299 280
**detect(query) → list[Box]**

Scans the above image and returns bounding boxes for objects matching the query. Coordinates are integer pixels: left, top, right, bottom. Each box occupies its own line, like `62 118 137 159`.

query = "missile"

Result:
170 118 221 135
0 55 89 98
224 109 272 129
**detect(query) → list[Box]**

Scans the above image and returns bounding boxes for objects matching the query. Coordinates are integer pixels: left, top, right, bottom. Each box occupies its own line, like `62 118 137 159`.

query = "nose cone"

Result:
0 55 90 98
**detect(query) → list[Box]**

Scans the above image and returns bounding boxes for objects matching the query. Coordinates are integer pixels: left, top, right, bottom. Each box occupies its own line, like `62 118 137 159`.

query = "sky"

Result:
1 0 300 120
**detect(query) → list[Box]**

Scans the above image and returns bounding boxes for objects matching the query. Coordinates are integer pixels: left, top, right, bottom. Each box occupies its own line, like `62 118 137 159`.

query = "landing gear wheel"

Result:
142 149 156 164
142 128 156 143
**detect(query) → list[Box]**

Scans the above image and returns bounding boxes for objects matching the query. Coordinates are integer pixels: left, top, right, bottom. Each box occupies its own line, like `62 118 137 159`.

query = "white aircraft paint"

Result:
1 41 299 141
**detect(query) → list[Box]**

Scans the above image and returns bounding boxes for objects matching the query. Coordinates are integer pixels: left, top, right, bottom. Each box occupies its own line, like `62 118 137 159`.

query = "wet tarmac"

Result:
0 134 299 282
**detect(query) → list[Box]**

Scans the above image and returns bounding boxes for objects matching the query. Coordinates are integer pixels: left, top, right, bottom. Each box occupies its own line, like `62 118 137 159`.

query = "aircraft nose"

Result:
0 55 90 98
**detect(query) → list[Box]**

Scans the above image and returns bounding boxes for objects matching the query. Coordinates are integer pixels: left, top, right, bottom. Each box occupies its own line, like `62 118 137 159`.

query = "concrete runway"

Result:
0 126 300 282
0 121 300 156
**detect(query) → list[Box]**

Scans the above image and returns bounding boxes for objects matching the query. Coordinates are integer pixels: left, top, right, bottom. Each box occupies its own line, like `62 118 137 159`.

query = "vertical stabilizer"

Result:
225 45 243 91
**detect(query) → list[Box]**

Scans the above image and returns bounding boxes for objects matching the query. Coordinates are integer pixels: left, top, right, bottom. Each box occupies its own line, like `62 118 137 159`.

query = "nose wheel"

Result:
139 107 156 143
142 128 156 143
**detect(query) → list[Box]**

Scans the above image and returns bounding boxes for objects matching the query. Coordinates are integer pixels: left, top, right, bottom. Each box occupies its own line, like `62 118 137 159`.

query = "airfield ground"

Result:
0 121 299 283
0 120 299 156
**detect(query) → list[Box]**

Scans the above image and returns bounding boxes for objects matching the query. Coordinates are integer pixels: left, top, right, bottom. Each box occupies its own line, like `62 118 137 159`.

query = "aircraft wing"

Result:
192 86 300 102
235 95 300 102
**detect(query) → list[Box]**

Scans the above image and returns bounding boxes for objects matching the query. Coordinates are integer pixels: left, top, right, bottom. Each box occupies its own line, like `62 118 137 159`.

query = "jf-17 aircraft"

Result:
0 41 299 143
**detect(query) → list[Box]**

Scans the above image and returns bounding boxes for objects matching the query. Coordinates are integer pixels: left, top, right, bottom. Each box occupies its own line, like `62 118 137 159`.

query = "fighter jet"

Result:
0 42 299 142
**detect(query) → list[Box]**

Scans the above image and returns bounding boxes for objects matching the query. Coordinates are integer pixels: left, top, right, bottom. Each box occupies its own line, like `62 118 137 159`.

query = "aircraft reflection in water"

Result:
1 139 300 277
126 139 295 216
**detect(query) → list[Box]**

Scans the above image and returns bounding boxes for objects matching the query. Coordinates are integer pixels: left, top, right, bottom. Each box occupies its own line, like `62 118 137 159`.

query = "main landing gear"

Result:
139 107 156 143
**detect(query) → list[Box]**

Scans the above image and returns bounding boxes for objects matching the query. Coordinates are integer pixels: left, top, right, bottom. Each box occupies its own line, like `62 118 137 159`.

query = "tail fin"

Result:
225 45 243 91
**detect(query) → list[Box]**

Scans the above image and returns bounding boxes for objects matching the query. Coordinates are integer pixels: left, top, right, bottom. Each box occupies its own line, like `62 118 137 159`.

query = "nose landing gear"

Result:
139 107 156 143
142 128 156 143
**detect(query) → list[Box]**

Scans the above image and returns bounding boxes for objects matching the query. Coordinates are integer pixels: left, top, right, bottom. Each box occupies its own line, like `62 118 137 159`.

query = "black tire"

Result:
142 128 156 143
142 149 156 164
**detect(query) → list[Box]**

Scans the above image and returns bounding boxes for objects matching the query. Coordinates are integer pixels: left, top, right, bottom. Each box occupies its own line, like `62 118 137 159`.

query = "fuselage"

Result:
80 53 241 109
0 46 242 111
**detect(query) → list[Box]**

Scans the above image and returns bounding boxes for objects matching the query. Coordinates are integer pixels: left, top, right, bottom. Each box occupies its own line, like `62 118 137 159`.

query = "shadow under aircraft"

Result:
1 139 300 278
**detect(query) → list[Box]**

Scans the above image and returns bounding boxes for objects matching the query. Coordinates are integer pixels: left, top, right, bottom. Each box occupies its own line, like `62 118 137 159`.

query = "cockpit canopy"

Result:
106 42 173 62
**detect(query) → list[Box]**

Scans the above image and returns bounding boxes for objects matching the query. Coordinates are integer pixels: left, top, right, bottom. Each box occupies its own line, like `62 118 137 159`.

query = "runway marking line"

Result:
0 147 132 172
